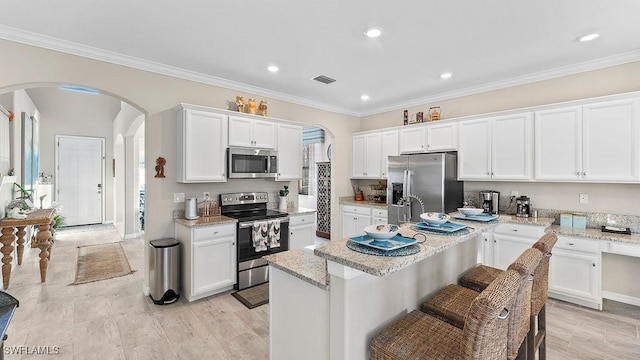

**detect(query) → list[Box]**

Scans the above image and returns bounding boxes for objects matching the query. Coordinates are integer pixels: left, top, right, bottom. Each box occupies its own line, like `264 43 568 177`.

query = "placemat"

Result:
346 240 420 257
408 225 472 236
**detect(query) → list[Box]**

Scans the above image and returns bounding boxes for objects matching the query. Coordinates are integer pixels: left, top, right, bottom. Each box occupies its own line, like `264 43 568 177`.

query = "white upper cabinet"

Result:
426 122 458 152
381 130 399 178
535 98 639 182
177 106 228 183
399 122 458 154
399 126 427 153
458 113 532 180
534 107 582 180
582 99 639 182
352 133 382 178
276 123 303 181
228 115 277 149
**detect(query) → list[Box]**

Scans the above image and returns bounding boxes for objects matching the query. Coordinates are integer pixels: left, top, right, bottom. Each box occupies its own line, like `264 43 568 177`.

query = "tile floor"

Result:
2 226 639 359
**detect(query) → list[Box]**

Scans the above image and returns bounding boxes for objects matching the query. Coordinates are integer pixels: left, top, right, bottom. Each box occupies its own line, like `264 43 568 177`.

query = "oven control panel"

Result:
220 192 269 206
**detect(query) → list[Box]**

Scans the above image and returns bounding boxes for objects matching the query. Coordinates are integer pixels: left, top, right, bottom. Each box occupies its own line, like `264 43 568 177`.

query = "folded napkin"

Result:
267 219 281 248
252 221 269 252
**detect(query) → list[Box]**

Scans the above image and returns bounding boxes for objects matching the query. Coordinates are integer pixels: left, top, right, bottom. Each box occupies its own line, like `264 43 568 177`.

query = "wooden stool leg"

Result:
538 304 546 360
0 227 16 290
35 223 52 283
15 226 26 265
527 314 535 359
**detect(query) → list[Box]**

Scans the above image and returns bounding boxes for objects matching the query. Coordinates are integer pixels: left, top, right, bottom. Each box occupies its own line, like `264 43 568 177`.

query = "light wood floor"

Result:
3 226 639 359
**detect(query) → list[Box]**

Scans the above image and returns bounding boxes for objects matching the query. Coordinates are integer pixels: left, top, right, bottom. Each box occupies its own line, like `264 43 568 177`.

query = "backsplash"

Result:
534 209 640 233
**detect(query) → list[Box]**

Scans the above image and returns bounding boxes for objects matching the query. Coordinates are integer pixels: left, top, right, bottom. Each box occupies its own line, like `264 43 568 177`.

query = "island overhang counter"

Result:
264 219 508 360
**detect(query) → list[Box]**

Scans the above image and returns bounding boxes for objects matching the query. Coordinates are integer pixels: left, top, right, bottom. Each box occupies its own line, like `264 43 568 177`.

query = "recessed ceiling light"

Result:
267 65 279 73
440 72 453 79
364 27 382 38
578 33 600 42
361 94 370 101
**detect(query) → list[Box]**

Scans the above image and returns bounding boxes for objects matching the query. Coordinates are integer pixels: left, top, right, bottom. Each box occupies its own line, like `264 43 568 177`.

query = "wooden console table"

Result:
0 209 55 289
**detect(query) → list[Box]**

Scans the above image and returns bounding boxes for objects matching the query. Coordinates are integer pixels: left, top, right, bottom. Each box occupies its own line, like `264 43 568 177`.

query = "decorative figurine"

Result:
258 100 268 116
247 99 257 114
235 96 245 112
428 106 441 121
155 157 166 178
403 110 408 125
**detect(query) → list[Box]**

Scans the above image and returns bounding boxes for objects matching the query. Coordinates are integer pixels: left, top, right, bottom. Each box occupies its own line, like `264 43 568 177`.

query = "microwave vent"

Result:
312 75 336 84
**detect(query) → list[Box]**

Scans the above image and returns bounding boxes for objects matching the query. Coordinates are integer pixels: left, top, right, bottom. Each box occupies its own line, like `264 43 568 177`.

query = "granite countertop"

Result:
548 225 640 245
503 216 555 227
174 215 237 227
313 222 491 277
286 207 317 216
339 198 387 209
264 247 329 290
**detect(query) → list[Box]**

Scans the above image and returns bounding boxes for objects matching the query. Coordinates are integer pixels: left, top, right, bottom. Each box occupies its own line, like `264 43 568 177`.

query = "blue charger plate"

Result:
415 221 467 232
348 234 417 251
453 214 498 222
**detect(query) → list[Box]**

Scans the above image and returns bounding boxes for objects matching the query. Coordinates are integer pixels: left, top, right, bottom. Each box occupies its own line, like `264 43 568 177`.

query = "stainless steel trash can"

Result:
149 238 180 305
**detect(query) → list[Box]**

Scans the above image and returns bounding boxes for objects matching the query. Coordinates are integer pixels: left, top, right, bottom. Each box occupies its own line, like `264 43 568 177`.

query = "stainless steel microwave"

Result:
228 147 278 178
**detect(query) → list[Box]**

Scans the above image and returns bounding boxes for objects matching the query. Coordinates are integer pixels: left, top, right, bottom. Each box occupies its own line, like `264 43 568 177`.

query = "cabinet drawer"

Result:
493 223 546 238
193 224 236 241
603 241 640 258
372 208 387 218
290 213 315 227
341 205 371 216
555 236 600 253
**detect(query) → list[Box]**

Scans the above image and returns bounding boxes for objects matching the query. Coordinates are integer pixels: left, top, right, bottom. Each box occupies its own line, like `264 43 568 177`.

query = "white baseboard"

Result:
602 291 640 307
124 232 142 239
142 284 150 297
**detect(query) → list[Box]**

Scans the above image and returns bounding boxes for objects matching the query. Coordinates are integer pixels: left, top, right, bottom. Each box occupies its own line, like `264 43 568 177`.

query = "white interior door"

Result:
57 136 104 226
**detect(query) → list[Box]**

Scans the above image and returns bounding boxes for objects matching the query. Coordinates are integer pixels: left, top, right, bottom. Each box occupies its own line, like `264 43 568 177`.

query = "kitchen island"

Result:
264 219 506 360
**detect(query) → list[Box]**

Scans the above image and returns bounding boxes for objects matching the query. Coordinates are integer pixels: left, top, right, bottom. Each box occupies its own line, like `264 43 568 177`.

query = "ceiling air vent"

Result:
312 75 336 84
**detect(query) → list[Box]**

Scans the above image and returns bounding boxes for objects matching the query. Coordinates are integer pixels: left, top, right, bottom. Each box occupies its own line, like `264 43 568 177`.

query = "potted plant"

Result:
278 185 289 210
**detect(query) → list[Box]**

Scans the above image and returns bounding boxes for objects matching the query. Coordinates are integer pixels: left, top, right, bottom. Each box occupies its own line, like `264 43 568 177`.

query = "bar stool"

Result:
370 270 522 360
458 232 558 360
422 248 542 360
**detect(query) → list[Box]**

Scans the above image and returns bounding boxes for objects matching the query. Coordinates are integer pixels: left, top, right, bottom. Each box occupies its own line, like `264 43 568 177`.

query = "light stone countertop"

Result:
339 198 387 209
548 225 640 245
286 207 317 216
174 215 237 228
313 222 496 277
263 247 329 290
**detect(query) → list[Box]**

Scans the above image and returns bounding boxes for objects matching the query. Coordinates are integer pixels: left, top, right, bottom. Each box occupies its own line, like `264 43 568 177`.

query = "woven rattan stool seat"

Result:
459 264 502 292
423 248 543 360
371 270 522 360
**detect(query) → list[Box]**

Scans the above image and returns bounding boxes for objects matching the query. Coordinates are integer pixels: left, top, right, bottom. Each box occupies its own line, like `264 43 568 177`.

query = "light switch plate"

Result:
174 192 185 203
203 191 211 200
579 194 588 204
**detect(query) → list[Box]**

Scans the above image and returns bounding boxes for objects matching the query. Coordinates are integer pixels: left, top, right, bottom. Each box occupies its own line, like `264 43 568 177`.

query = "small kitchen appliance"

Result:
516 196 531 218
184 197 199 219
479 190 500 215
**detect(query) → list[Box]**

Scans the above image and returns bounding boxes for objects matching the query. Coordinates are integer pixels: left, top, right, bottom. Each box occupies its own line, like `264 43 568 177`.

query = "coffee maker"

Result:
516 196 531 218
479 190 500 215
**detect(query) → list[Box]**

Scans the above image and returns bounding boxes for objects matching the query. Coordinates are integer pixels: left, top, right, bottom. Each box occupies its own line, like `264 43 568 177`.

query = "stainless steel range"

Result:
220 192 289 290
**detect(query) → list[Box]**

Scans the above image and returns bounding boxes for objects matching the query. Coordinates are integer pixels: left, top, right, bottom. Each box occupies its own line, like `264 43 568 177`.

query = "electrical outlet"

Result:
579 194 588 204
203 191 211 200
510 191 519 198
174 192 185 203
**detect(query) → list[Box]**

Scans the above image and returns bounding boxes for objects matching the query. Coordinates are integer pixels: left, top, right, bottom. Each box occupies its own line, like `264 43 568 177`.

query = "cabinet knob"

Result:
493 239 496 243
576 172 581 176
568 243 574 246
232 242 235 246
484 238 488 242
291 232 293 235
487 172 491 175
301 219 305 222
214 231 219 234
582 172 586 176
512 229 518 232
592 263 596 267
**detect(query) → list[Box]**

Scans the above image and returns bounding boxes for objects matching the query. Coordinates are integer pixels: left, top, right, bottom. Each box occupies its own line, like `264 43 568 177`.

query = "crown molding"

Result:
2 25 640 119
360 49 640 117
0 25 361 117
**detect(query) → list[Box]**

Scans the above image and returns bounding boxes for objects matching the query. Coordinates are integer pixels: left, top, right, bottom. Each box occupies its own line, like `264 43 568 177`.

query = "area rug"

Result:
70 242 136 285
231 283 269 309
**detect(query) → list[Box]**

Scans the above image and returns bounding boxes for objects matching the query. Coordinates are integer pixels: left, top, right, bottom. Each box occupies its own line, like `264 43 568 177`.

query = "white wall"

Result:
11 90 41 189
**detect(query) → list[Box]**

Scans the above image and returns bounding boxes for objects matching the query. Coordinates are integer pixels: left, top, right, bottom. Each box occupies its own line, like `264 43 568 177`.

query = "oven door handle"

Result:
239 218 290 228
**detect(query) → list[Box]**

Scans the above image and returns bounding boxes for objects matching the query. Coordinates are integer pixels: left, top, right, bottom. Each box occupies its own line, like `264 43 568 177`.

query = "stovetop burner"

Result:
220 191 288 222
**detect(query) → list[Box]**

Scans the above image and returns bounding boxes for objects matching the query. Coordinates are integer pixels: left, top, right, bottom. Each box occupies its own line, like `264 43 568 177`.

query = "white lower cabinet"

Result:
372 208 388 225
341 205 371 238
548 235 602 310
480 232 494 266
175 222 237 302
487 223 546 269
289 213 316 250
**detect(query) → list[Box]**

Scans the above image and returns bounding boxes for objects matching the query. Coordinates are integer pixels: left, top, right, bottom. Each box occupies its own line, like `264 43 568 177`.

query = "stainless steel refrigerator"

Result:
387 153 463 224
